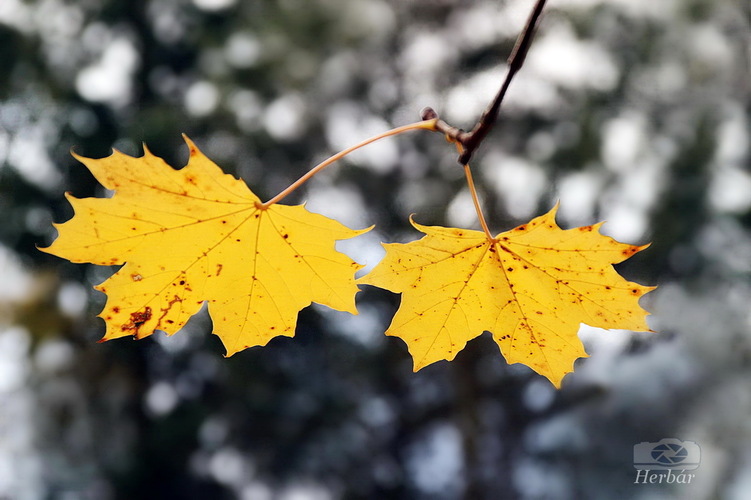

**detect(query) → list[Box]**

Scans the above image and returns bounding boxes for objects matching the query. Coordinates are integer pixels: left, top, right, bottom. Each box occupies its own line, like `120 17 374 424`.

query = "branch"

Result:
425 0 547 165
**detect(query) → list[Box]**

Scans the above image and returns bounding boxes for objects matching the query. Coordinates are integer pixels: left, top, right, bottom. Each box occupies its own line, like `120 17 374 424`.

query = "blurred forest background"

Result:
1 0 750 498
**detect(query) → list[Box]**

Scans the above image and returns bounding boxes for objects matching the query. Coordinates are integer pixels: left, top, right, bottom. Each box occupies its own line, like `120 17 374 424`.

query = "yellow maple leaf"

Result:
358 205 654 387
41 137 367 355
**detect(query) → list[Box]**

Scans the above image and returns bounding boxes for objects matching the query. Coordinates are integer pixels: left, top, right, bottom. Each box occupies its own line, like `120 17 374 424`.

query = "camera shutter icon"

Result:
651 442 688 464
634 439 701 470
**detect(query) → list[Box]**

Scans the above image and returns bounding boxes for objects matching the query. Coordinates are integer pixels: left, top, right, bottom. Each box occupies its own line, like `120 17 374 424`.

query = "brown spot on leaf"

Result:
121 307 152 335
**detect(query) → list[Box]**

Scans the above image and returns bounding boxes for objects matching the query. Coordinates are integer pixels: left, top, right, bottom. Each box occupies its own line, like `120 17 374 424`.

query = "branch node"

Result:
420 107 439 121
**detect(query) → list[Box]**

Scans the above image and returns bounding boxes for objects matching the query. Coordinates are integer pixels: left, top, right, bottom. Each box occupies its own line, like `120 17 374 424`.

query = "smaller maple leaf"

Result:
358 204 654 387
41 136 368 355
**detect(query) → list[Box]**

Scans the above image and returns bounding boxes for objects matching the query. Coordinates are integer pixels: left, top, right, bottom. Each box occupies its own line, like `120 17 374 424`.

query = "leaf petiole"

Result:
463 162 495 241
450 141 495 241
261 119 438 208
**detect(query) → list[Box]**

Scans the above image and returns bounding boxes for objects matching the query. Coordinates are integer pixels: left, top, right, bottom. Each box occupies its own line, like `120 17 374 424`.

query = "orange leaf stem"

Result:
463 163 494 241
262 119 438 208
452 140 494 241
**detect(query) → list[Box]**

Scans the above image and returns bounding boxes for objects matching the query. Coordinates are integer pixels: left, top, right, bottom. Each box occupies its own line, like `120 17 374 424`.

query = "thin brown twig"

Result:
424 0 547 165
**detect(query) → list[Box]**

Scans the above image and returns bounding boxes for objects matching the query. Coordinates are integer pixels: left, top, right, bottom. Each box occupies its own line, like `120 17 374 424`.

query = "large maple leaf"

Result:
358 205 654 387
41 137 367 355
